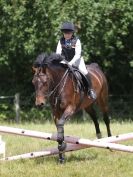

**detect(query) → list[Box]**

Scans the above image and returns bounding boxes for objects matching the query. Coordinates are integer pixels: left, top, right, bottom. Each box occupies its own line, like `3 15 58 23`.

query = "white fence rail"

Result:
0 93 20 123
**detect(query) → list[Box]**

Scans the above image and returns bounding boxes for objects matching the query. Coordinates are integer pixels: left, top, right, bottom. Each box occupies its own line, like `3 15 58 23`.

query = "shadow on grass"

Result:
33 152 98 164
66 153 98 162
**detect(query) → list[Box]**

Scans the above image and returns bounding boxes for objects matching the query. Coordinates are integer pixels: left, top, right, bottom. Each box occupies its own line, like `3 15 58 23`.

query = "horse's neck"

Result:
47 66 66 88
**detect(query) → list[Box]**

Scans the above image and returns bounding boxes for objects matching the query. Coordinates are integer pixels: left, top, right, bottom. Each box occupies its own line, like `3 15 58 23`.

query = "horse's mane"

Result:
33 53 48 67
33 53 64 67
45 53 64 65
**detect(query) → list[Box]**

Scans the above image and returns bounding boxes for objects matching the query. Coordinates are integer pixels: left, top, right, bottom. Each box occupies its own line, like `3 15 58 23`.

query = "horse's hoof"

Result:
96 133 102 139
58 158 65 164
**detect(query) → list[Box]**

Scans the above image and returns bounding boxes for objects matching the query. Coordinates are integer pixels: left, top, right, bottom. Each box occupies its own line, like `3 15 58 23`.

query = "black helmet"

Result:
60 22 75 32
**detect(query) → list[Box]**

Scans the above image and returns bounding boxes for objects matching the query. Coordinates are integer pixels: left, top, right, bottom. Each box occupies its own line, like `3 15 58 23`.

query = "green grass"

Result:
0 122 133 177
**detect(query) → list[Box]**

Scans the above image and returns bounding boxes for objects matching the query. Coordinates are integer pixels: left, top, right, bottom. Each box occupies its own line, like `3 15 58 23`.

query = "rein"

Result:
34 67 70 101
47 68 69 98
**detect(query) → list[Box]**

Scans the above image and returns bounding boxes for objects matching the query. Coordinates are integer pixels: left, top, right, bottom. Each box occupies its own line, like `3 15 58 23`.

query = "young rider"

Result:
56 22 96 100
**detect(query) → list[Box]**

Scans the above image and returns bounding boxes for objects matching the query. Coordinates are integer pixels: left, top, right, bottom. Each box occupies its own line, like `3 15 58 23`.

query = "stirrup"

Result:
88 89 97 100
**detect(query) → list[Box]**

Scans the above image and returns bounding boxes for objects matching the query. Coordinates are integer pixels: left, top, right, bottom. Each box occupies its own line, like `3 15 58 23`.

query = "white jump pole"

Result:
1 144 82 161
0 126 133 143
0 126 133 154
2 138 133 161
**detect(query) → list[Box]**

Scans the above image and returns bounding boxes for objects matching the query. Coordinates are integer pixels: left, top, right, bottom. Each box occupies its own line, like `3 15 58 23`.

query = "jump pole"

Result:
0 126 133 155
0 126 133 143
1 143 83 161
2 140 133 161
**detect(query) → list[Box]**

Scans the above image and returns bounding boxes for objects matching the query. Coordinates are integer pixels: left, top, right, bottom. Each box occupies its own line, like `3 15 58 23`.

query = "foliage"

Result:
0 0 133 121
0 0 62 95
60 0 133 94
0 0 133 95
0 95 133 123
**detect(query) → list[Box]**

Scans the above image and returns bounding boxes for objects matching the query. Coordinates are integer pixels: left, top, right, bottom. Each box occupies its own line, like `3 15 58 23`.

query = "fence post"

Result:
14 93 20 123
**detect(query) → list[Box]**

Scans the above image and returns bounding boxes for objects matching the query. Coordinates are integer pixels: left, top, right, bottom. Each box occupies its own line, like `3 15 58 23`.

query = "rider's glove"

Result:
60 60 67 64
68 61 73 66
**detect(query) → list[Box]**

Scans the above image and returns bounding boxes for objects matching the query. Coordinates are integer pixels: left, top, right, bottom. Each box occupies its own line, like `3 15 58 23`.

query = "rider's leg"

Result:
77 57 97 99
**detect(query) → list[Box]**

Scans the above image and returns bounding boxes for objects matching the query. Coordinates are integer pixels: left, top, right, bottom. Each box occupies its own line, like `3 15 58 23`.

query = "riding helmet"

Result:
60 22 75 32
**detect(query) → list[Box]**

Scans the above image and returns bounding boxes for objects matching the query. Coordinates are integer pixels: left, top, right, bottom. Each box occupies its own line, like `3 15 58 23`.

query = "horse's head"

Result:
32 66 48 107
32 53 65 108
32 53 49 107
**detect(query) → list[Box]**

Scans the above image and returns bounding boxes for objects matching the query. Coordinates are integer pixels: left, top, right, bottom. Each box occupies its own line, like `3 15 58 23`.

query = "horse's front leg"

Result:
56 118 66 164
56 106 74 163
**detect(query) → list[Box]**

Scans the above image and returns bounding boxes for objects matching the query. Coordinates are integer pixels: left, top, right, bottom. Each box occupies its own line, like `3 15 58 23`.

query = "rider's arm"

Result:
56 40 62 55
69 39 81 65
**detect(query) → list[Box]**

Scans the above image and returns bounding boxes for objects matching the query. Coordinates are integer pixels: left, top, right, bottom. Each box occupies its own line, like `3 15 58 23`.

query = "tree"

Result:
0 0 133 95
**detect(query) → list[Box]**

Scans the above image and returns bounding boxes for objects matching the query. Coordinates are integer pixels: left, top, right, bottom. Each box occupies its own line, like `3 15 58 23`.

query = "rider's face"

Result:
63 32 73 40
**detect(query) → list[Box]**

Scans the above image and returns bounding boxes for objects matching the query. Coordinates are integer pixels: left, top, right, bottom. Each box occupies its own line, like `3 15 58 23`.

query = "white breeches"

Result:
73 57 88 75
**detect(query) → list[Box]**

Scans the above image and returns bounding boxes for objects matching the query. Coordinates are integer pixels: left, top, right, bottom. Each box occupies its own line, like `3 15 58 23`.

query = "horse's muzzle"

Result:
35 96 46 108
36 102 45 109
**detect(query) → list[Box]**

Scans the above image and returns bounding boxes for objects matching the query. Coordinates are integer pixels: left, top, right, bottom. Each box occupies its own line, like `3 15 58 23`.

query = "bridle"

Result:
34 67 70 101
33 67 48 98
47 68 69 98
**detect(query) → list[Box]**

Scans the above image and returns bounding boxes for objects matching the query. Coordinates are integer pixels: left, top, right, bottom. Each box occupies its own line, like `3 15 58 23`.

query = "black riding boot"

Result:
85 74 97 100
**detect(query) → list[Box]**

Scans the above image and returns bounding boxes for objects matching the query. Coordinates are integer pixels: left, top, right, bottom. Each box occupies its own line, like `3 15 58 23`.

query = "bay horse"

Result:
32 53 112 163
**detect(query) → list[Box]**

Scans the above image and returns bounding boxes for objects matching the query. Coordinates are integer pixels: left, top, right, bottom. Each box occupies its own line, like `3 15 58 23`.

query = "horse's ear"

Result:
32 67 37 73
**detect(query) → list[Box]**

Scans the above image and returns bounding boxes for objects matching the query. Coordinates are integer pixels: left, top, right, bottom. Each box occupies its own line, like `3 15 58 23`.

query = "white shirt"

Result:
56 39 82 65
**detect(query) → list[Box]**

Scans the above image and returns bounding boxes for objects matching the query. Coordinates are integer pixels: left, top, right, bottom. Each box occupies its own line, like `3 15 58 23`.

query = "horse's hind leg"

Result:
85 106 102 139
103 112 112 137
98 91 112 137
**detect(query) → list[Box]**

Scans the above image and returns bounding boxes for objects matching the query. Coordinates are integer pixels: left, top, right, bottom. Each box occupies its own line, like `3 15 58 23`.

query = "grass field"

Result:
0 121 133 177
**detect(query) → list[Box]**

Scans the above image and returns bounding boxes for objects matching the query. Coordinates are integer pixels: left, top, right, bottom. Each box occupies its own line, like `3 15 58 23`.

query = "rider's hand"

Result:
60 60 67 64
68 61 73 65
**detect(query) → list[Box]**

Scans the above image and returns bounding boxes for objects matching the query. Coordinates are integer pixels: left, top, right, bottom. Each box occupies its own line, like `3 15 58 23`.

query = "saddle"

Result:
63 64 89 93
